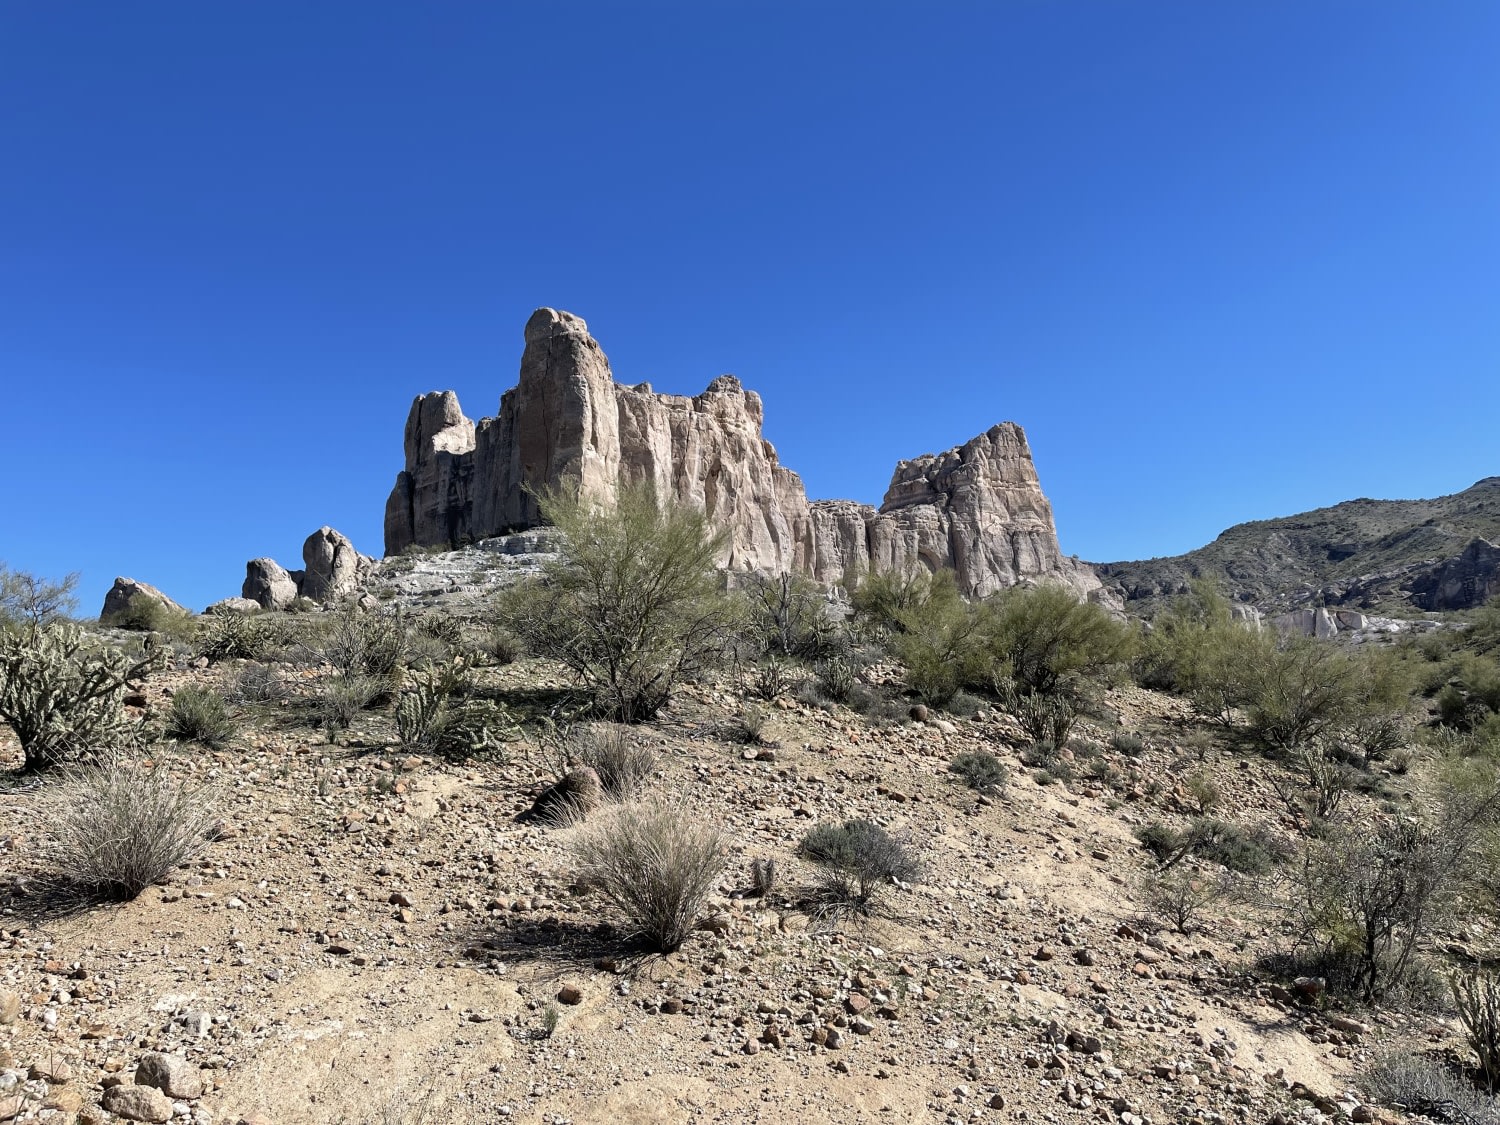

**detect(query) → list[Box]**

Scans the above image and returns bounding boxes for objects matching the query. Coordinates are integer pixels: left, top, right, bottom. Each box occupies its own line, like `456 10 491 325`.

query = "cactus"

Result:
0 624 165 771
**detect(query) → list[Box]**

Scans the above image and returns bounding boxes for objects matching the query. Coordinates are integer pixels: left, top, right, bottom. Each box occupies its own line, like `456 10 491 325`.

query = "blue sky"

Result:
2 2 1496 612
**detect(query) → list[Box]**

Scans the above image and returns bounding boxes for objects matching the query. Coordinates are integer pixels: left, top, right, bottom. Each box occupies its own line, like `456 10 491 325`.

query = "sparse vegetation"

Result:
163 685 236 748
570 799 730 952
948 750 1007 793
36 750 220 900
800 818 921 912
497 483 738 723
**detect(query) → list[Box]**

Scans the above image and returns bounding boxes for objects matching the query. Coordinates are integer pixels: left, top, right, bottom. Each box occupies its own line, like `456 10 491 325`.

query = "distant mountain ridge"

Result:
1095 477 1500 615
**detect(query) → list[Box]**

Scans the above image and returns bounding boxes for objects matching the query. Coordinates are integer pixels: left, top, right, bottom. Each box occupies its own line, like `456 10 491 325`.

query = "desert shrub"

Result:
1135 820 1189 866
163 686 236 748
983 584 1134 695
318 673 383 740
1287 807 1490 1001
102 595 195 638
483 626 521 666
888 589 991 707
1111 729 1144 754
1011 688 1079 747
1187 817 1284 874
1141 867 1224 933
1362 1050 1498 1123
1185 770 1221 814
0 623 164 771
800 818 921 911
226 662 288 705
570 799 730 952
0 564 77 632
321 605 408 680
567 723 656 797
748 657 792 701
949 750 1007 793
36 750 220 900
814 655 859 703
197 613 272 664
742 572 845 660
497 484 738 723
1452 964 1500 1092
943 690 984 719
851 569 955 635
732 704 773 746
1438 654 1500 733
415 614 464 648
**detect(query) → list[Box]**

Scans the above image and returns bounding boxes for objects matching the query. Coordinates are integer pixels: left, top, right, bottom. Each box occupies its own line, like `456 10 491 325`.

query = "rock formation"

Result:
384 308 1103 602
100 578 184 623
241 528 372 609
1410 538 1500 612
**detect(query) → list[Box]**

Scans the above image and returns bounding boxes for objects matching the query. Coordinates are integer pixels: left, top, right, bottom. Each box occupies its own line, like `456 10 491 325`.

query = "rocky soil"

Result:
0 575 1482 1125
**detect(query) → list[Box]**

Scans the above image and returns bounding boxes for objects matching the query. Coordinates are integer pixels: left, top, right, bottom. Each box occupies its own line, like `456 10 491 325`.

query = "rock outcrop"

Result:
100 578 184 623
240 528 372 609
1410 538 1500 611
384 308 1103 602
242 558 301 611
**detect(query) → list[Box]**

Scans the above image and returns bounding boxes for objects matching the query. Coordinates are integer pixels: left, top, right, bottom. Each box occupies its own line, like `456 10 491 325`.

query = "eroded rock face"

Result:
1412 538 1500 611
384 308 1103 601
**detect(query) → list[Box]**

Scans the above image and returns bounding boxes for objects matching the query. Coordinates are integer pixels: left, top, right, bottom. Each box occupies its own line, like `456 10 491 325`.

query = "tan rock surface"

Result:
384 308 1103 601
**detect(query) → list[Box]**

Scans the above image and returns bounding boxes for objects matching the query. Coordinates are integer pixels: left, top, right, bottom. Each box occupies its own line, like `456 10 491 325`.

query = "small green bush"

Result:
198 613 272 664
949 750 1008 793
104 595 195 638
800 818 921 911
319 673 383 740
321 604 408 680
163 686 236 749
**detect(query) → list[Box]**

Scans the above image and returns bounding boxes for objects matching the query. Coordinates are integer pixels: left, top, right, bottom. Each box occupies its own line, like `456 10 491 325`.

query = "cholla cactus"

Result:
0 624 164 771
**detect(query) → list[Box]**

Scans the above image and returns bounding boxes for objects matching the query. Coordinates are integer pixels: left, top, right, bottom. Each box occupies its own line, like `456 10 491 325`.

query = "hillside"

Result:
1095 476 1500 615
0 546 1478 1125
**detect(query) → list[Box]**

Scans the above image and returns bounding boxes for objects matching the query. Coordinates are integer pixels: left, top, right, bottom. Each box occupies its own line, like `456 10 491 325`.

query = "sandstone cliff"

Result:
385 308 1103 601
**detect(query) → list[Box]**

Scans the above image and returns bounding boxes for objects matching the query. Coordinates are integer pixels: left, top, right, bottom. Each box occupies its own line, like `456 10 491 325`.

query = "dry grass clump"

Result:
36 751 220 900
561 723 657 799
571 799 730 952
799 817 921 913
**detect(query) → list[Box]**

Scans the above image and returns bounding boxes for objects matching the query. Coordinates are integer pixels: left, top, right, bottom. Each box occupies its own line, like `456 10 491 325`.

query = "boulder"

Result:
134 1051 202 1099
100 1084 173 1123
383 307 1105 602
1412 538 1500 611
100 578 184 623
300 527 369 604
242 558 300 610
205 597 262 615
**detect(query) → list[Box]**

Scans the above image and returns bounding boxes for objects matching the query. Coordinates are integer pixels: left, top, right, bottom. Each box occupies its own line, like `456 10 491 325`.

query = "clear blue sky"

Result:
3 2 1496 612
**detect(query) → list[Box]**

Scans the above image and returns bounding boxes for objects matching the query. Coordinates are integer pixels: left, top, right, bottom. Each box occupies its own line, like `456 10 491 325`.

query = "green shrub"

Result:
1186 818 1283 874
163 686 236 749
748 657 792 701
37 750 220 900
1011 689 1079 747
226 663 287 705
742 572 845 660
1362 1051 1497 1121
949 750 1007 793
318 673 383 741
1111 729 1144 754
1452 964 1500 1092
571 799 730 952
0 623 164 771
1135 820 1188 865
1141 867 1224 934
104 596 195 639
800 818 921 911
497 483 738 723
983 584 1134 695
321 605 408 680
0 564 77 632
198 613 272 664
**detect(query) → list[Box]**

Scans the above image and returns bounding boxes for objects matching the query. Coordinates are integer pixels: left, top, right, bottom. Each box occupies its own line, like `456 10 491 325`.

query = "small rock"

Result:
557 985 584 1006
102 1084 175 1123
989 1094 1007 1110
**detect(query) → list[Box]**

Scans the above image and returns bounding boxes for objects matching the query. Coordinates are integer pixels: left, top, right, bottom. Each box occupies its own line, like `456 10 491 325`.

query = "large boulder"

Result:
242 558 300 610
100 578 184 624
382 307 1106 602
300 527 369 604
